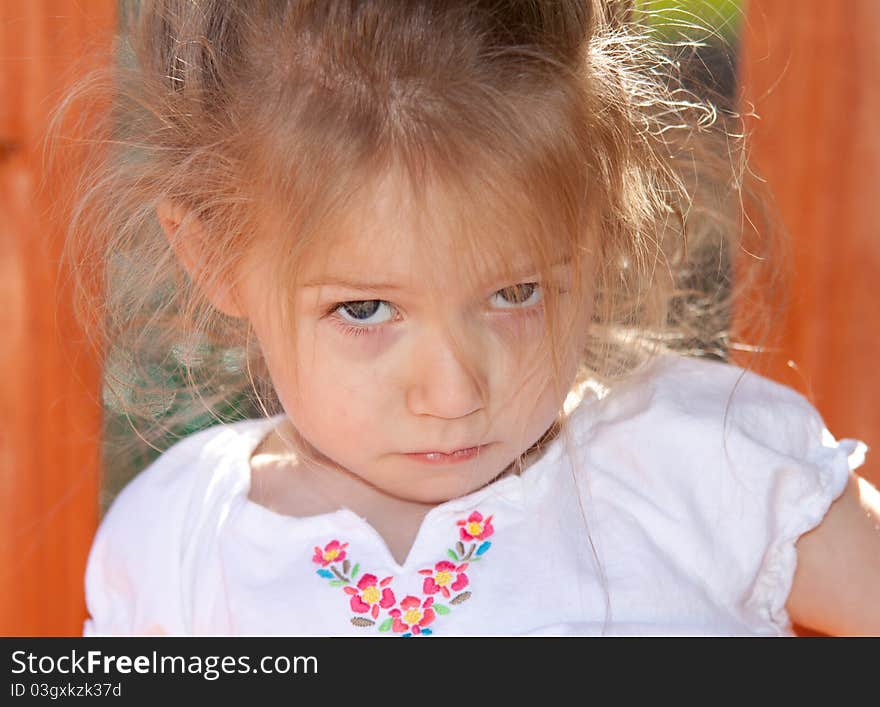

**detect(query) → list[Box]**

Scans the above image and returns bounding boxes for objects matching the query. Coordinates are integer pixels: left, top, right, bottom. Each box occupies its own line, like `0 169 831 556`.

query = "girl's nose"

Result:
405 324 486 420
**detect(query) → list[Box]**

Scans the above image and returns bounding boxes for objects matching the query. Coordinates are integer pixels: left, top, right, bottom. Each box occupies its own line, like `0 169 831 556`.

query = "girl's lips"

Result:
403 445 488 464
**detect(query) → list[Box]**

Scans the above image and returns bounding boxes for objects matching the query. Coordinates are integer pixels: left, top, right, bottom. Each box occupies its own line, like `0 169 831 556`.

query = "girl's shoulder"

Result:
580 352 837 455
83 416 276 635
573 350 864 515
103 416 272 524
568 352 867 631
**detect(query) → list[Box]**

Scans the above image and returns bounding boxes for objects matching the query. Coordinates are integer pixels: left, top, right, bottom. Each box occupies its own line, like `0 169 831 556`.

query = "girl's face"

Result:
239 173 588 505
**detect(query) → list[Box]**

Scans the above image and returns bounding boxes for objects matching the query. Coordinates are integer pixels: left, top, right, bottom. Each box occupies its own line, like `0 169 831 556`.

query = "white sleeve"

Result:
731 395 868 630
82 507 138 636
582 354 869 634
663 358 869 631
81 433 208 636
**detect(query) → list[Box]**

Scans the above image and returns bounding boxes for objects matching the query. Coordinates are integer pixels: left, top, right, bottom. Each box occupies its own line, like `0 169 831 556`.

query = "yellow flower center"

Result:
467 522 483 536
361 585 380 604
435 570 453 586
323 549 339 562
404 608 422 625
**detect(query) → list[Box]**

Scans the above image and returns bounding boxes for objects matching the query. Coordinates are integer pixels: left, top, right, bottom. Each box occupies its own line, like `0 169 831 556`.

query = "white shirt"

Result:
83 353 867 636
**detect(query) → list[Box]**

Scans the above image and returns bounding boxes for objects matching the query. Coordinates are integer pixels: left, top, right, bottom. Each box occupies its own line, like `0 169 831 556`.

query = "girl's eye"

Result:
490 283 542 309
332 300 396 327
328 285 542 338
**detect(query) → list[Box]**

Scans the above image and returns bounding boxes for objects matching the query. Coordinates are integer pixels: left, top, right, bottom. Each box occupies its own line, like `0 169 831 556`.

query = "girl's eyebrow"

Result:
300 278 407 292
300 259 572 294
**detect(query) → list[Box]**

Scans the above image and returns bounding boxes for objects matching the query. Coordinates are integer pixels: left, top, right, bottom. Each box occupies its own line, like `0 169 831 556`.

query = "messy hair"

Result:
57 1 780 466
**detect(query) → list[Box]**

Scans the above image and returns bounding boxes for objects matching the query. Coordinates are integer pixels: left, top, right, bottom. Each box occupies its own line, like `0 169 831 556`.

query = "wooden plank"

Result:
0 0 114 636
737 0 878 487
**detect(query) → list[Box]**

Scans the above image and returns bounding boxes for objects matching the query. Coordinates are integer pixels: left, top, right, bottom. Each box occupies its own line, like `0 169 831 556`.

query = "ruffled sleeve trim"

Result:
746 435 869 633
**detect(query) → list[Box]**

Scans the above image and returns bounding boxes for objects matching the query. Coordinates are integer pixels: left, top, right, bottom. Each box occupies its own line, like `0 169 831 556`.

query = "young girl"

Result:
68 0 878 636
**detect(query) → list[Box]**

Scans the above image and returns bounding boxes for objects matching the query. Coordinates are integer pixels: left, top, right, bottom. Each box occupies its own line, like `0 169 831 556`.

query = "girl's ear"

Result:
156 200 246 318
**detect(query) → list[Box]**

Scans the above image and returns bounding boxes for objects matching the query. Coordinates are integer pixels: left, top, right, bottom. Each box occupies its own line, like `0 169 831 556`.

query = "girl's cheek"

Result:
491 308 546 344
317 310 545 366
320 320 402 360
488 310 552 377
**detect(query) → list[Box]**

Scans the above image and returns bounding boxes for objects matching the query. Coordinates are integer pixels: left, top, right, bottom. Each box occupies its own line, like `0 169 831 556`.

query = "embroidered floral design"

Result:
457 511 494 542
419 560 469 598
312 540 348 567
344 574 396 619
390 596 436 636
313 509 495 636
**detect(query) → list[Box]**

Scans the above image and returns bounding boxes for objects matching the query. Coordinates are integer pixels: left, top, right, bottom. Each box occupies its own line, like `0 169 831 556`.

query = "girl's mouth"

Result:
403 445 487 464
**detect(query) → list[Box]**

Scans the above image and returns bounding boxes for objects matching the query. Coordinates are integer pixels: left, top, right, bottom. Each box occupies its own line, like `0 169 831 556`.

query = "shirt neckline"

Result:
226 402 591 573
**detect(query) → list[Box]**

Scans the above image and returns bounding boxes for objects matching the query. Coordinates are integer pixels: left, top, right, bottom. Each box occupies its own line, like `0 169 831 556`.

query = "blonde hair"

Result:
56 0 781 467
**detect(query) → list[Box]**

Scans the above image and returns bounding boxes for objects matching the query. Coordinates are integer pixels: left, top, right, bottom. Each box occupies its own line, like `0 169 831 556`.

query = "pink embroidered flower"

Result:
343 574 395 619
419 560 469 598
456 511 494 542
312 540 348 567
389 596 436 635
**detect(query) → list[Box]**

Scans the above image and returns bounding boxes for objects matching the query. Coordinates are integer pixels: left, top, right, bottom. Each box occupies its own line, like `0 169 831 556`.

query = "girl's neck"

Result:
246 414 550 566
248 418 438 566
248 417 435 518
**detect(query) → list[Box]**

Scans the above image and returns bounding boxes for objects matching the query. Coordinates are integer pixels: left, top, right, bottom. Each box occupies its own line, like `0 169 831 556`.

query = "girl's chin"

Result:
374 459 514 506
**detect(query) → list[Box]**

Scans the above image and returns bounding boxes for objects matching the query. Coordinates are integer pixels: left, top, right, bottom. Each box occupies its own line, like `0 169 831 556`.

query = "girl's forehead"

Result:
296 170 554 292
299 230 539 301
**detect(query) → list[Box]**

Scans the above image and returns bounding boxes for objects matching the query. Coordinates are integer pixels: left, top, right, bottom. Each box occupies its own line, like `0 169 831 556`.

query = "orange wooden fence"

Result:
0 1 114 637
738 0 879 487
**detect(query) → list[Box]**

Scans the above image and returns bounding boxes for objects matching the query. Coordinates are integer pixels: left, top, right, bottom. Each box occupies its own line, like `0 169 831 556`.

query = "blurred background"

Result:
1 0 877 636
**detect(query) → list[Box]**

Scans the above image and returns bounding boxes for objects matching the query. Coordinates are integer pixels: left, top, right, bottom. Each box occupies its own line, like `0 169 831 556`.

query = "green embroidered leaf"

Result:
378 618 393 632
351 563 360 579
343 560 350 575
434 604 451 615
447 549 459 561
329 580 345 587
451 592 472 605
351 617 375 627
